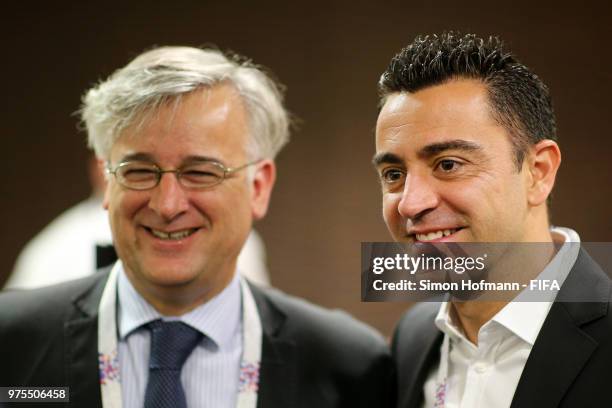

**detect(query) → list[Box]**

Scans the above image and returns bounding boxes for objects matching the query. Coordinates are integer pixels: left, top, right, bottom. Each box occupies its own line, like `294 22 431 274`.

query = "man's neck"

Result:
450 301 506 345
450 228 560 345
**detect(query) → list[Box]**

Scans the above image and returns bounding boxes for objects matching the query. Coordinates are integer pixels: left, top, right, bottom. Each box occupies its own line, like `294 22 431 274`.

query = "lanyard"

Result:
433 334 451 408
97 262 263 408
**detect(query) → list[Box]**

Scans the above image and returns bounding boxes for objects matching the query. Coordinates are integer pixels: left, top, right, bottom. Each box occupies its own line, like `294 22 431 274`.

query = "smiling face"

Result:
375 79 545 244
104 84 275 313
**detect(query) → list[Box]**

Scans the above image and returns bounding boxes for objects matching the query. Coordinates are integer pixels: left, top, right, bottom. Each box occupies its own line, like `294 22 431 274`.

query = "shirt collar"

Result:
512 226 580 302
434 301 465 343
117 264 242 349
434 227 581 345
490 301 551 345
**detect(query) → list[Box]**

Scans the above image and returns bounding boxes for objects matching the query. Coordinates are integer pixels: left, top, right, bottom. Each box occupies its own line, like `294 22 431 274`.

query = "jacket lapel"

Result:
249 284 297 408
510 249 611 408
402 333 442 408
64 271 110 408
396 303 443 408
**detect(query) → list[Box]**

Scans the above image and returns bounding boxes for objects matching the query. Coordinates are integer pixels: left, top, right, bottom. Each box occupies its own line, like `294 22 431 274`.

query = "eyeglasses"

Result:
105 159 261 190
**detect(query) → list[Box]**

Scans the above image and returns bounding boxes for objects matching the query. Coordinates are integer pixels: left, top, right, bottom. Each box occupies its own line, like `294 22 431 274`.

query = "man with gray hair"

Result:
0 46 393 408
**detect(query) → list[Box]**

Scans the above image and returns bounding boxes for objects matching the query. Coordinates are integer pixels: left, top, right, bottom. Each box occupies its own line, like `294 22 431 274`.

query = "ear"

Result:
250 159 276 220
526 140 561 206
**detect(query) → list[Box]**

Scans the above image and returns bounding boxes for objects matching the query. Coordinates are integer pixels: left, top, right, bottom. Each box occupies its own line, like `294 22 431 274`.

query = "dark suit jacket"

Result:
393 248 612 408
0 270 395 408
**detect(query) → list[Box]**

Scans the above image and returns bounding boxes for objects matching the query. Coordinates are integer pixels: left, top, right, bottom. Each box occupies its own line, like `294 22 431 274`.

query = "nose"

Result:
148 173 189 221
397 172 439 221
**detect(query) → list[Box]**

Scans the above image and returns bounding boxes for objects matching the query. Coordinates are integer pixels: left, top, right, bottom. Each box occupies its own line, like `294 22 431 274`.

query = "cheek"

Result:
450 173 527 228
108 190 149 226
449 171 505 208
382 193 401 228
486 171 527 208
192 189 226 213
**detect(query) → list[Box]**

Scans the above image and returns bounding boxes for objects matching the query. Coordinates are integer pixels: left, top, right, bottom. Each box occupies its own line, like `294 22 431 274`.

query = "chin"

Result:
141 273 195 289
136 260 202 287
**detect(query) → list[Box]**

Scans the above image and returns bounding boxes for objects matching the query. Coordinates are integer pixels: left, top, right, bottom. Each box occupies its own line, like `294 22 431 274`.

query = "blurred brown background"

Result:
1 1 610 337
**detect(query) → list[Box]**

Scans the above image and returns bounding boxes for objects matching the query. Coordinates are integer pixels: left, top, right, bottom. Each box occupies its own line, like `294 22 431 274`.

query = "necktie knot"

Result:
147 320 203 371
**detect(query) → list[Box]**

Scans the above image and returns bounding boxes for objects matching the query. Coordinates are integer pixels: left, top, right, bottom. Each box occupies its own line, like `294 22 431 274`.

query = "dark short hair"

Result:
378 32 556 167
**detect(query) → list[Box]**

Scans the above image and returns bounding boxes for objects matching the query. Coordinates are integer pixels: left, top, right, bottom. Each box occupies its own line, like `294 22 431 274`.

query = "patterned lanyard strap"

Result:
97 263 263 408
433 334 451 408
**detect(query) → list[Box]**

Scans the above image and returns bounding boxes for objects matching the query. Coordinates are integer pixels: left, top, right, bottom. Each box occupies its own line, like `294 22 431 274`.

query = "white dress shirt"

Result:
422 227 580 408
117 266 243 408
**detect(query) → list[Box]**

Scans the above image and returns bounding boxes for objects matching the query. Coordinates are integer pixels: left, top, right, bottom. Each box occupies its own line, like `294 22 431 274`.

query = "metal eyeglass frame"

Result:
105 159 262 190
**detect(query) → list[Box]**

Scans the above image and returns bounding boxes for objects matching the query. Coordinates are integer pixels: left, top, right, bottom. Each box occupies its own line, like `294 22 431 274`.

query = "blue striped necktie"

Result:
144 320 203 408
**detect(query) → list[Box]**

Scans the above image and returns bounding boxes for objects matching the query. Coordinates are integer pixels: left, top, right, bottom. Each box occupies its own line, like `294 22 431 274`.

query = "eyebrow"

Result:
372 152 403 167
117 152 155 163
372 139 482 167
417 140 482 159
117 153 223 165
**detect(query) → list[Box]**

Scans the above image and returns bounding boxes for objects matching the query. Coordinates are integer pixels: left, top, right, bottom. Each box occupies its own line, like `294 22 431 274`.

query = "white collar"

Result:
434 226 581 346
117 264 242 349
98 262 263 408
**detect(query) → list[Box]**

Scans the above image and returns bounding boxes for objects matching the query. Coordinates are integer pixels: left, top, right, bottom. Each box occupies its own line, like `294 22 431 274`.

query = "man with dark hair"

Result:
379 33 556 167
374 32 612 407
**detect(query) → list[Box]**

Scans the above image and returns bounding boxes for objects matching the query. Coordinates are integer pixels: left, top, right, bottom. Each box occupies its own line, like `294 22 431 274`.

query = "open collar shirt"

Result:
422 227 580 408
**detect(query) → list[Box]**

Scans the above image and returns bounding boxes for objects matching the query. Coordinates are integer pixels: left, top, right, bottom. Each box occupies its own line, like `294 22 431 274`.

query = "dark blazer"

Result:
0 270 395 408
393 248 612 408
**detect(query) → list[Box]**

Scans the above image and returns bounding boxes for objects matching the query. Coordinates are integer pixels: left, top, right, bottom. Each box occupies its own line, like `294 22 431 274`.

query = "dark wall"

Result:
2 1 610 337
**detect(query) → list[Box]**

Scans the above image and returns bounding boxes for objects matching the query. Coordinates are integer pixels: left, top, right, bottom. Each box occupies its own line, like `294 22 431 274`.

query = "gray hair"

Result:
80 46 290 160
